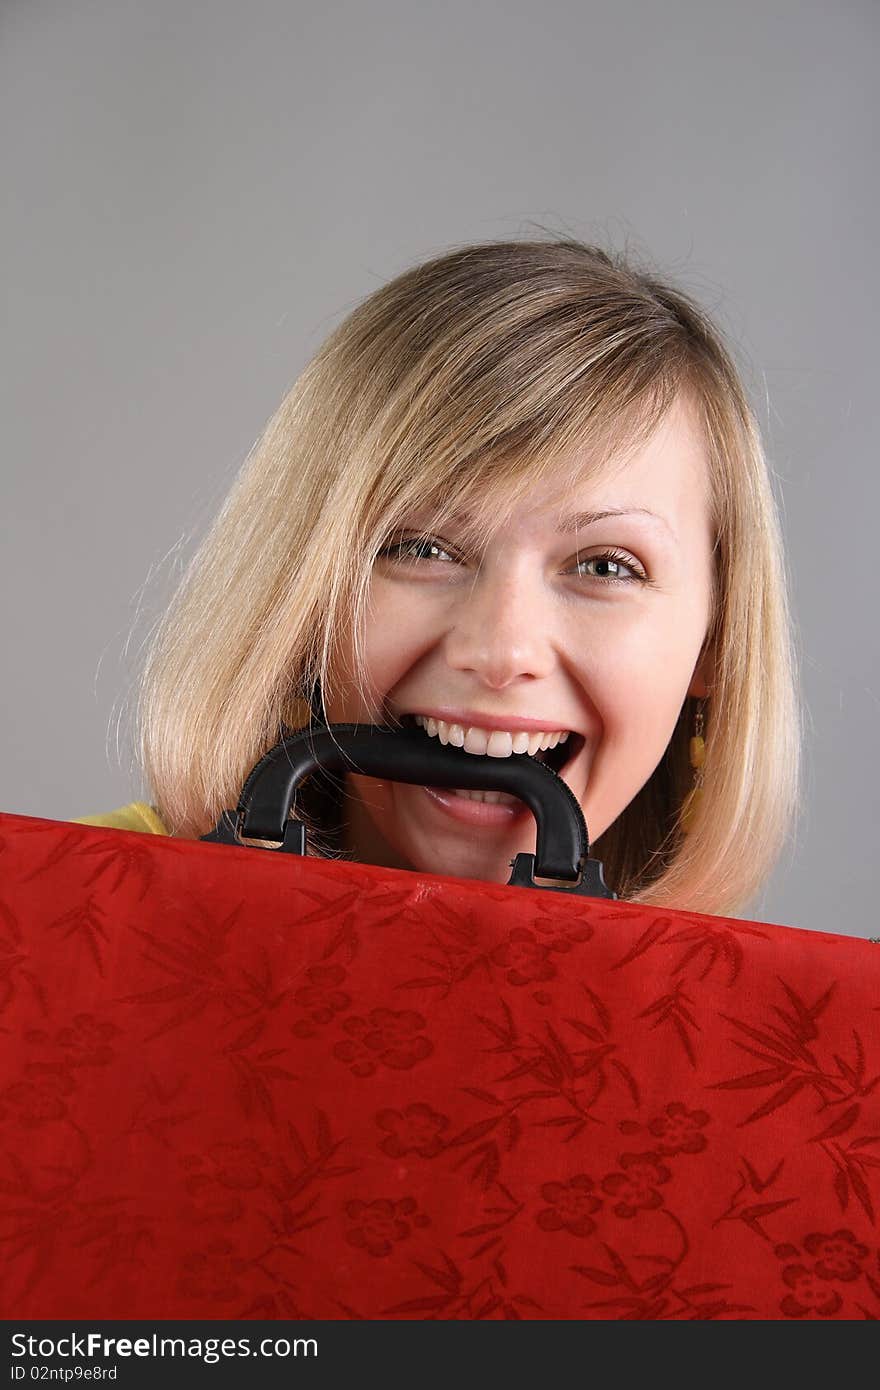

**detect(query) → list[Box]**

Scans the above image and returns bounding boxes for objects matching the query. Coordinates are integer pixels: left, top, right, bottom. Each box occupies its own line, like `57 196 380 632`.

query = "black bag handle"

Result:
201 723 616 899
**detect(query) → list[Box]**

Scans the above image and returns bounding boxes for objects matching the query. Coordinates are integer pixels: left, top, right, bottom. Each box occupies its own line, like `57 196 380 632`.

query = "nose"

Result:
442 560 557 689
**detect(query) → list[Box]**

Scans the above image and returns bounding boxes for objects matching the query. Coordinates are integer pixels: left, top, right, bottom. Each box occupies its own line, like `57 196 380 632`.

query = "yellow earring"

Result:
680 700 705 834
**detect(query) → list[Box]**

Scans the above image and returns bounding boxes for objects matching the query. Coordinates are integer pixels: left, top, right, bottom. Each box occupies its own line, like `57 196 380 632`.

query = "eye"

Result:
375 534 458 565
572 549 647 584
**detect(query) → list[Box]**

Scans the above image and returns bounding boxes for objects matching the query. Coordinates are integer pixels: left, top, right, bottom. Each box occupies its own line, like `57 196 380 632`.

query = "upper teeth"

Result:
413 715 570 758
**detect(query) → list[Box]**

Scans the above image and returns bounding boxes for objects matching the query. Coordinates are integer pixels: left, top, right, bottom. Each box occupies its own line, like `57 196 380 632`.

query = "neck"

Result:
339 778 414 872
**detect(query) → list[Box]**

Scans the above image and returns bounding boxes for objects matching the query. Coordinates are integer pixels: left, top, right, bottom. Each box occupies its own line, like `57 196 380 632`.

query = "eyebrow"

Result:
555 508 676 541
424 503 678 546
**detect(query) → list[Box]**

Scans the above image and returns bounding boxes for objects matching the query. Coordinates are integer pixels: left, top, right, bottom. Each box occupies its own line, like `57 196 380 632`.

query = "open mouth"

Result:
398 713 584 778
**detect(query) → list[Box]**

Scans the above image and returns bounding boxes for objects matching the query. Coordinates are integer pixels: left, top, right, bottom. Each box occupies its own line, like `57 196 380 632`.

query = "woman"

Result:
76 236 802 917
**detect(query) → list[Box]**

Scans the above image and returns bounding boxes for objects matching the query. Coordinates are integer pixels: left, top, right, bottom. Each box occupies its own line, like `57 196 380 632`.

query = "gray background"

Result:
1 0 877 935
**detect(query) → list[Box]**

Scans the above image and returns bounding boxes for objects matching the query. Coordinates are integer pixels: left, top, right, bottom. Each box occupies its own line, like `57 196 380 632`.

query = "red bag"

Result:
2 726 878 1321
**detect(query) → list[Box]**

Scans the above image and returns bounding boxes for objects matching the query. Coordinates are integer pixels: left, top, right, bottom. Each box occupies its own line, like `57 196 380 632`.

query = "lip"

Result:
398 706 577 735
379 709 590 836
420 784 533 827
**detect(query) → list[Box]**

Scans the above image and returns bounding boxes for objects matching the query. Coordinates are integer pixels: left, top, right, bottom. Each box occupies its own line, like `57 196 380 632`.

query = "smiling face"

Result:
323 392 717 885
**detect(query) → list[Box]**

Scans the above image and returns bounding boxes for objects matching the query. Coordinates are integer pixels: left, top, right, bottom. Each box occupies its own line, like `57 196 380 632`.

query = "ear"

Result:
688 635 716 700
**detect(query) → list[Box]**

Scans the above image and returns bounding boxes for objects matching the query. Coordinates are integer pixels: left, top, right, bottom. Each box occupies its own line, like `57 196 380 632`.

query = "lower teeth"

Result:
450 788 518 805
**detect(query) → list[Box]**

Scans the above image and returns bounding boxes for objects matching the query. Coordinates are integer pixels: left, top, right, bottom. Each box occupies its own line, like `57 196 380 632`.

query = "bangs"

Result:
367 369 681 558
329 238 708 570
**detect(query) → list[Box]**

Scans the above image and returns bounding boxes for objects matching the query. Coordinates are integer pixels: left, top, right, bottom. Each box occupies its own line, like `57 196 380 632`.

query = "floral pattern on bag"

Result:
1 811 878 1320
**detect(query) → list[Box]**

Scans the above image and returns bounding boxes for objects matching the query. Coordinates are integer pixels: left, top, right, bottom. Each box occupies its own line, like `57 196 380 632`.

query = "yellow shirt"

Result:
72 802 169 835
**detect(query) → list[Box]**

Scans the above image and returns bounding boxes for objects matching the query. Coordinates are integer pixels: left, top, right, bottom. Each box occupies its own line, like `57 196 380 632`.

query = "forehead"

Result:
417 393 712 546
541 393 709 527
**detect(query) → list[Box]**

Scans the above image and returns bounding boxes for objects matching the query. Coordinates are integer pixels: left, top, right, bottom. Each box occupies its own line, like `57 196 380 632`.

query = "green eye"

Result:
376 535 457 564
573 550 646 584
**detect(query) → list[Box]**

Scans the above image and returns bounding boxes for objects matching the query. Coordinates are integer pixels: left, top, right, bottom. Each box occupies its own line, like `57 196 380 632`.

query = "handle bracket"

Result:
201 723 616 899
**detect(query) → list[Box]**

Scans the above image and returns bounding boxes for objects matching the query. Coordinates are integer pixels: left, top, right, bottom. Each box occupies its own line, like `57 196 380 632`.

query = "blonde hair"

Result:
135 236 803 916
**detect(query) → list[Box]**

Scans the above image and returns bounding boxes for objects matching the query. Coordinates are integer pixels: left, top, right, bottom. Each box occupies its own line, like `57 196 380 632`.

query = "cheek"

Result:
325 585 438 722
569 621 699 839
573 617 700 743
